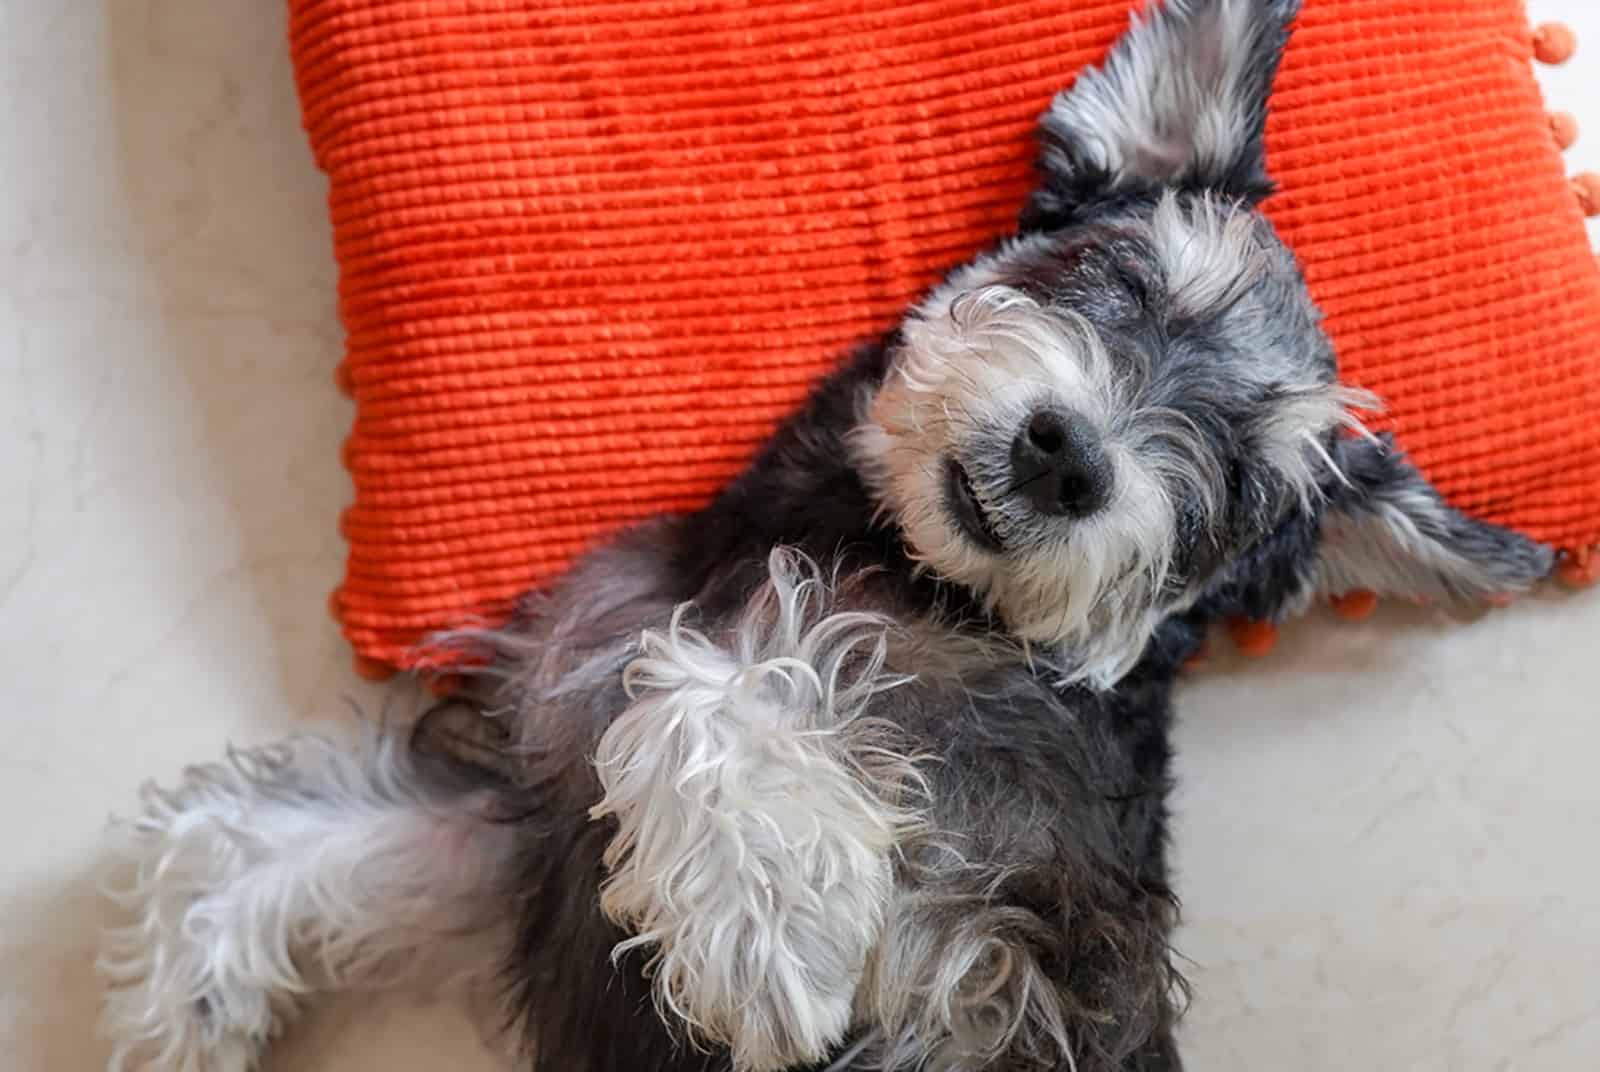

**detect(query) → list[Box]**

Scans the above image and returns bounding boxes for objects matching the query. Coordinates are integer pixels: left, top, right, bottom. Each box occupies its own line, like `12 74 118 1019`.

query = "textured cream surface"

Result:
0 2 1596 1069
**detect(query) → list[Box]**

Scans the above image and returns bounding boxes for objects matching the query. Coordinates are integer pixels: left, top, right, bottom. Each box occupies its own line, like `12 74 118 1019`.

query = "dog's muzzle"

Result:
945 407 1114 553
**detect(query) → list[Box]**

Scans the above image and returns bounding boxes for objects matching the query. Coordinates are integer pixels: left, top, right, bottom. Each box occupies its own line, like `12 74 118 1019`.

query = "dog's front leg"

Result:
591 550 922 1072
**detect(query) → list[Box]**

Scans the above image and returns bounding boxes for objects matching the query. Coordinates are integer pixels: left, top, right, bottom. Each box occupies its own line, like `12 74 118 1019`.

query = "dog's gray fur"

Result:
99 2 1551 1070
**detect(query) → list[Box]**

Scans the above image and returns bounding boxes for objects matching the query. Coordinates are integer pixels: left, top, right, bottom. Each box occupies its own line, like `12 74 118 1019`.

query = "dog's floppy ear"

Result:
1023 0 1299 229
1188 435 1552 629
1313 435 1554 605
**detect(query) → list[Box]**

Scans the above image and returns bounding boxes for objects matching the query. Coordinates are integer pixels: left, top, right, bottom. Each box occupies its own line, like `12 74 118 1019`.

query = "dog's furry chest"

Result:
413 527 1184 1071
902 667 1176 885
451 522 1177 872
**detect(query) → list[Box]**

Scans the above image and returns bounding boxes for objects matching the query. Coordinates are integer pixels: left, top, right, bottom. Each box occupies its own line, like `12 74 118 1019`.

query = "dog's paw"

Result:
100 960 272 1072
595 711 886 1072
590 554 927 1070
98 748 302 1072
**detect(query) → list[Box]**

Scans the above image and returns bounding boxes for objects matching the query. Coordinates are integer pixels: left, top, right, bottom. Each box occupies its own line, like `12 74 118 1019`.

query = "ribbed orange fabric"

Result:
287 0 1600 672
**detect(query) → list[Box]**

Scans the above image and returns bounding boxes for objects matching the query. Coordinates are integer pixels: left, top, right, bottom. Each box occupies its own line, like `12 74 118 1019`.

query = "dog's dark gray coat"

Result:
411 1 1551 1068
422 340 1202 1069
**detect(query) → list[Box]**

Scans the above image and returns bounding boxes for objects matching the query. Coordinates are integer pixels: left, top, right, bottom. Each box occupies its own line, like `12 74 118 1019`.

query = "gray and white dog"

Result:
100 2 1550 1071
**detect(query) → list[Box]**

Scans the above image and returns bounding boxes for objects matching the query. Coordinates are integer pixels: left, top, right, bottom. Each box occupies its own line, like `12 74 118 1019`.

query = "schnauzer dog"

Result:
100 2 1549 1070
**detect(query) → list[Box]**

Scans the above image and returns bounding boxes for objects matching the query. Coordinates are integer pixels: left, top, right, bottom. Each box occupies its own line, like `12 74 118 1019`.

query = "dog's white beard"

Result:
854 273 1189 688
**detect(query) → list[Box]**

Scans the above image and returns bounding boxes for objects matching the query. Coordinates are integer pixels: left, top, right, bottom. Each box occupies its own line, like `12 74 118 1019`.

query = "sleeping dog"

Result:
99 2 1548 1069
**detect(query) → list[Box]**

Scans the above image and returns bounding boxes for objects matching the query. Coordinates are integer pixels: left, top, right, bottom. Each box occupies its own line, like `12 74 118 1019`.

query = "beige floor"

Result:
2 2 1597 1070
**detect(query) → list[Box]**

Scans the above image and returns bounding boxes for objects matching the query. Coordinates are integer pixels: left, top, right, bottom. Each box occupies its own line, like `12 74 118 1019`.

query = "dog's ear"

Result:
1189 435 1552 629
1312 435 1553 605
1023 0 1299 229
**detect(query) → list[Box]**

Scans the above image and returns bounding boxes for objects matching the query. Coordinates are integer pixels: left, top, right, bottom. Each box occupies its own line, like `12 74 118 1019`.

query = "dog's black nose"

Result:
1010 409 1113 518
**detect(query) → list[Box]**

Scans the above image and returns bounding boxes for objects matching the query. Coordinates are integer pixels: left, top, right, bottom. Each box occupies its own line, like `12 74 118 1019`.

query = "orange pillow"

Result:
288 0 1600 677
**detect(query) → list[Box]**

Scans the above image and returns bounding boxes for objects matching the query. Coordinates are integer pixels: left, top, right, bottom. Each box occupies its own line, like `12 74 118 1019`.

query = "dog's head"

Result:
855 0 1362 683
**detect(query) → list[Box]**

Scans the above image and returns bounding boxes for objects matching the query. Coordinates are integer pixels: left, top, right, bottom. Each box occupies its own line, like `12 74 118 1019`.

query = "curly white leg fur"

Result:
98 735 511 1072
591 549 926 1072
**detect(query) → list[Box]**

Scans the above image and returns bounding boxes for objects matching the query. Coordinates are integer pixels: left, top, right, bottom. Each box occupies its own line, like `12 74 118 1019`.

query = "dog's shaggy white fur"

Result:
593 551 925 1070
99 737 514 1072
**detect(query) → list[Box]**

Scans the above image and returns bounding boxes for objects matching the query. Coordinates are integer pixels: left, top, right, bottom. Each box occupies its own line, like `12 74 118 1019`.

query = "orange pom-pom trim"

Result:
1330 589 1379 621
326 587 345 623
1572 172 1600 217
1550 111 1580 151
353 654 397 682
1557 547 1599 588
1533 22 1578 65
1228 618 1279 658
426 674 464 699
334 361 354 398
